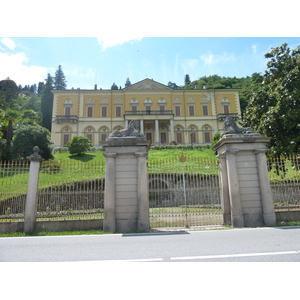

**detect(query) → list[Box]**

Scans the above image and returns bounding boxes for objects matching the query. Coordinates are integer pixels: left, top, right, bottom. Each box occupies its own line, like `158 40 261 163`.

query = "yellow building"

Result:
51 78 241 147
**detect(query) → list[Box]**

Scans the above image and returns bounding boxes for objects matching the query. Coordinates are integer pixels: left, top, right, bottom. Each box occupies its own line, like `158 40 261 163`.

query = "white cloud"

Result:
96 37 142 50
0 51 47 85
0 37 16 50
200 52 236 65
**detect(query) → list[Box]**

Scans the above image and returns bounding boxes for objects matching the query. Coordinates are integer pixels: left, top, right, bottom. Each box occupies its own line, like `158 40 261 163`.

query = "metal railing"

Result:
124 110 174 116
268 155 300 211
55 115 78 123
0 160 105 221
148 155 222 228
1 154 300 226
217 113 239 121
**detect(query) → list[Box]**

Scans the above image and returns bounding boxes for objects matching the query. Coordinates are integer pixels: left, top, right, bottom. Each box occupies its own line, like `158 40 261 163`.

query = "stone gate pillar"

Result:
213 119 276 228
101 120 151 232
24 146 43 233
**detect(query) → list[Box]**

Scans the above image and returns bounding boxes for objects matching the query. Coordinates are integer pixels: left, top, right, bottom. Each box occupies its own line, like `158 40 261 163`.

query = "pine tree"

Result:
41 74 54 131
54 65 67 90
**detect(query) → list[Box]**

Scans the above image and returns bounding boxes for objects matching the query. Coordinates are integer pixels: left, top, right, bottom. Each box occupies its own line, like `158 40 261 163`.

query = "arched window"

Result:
175 125 184 144
202 125 212 143
99 126 109 142
84 126 94 144
62 127 71 146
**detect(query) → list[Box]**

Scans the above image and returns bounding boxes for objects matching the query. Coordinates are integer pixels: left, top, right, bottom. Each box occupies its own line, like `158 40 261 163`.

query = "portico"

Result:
124 110 175 143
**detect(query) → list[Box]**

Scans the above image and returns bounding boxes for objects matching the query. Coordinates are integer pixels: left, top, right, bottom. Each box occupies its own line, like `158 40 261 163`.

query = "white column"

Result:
140 119 144 135
24 147 43 233
170 118 174 142
255 149 276 225
125 119 129 128
103 152 117 232
155 119 159 143
136 152 149 230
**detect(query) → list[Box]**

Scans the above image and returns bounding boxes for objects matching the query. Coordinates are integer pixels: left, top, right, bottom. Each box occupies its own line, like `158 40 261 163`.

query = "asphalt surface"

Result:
1 226 300 262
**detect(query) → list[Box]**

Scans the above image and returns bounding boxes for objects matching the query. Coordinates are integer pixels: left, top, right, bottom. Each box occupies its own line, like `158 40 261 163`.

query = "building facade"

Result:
51 78 241 147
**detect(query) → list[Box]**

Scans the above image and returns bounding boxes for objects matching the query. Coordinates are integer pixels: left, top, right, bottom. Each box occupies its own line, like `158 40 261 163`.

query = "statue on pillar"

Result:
110 120 144 138
221 116 256 137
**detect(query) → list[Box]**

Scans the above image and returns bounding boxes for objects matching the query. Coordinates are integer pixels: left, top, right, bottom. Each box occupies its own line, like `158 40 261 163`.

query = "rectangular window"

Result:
204 132 211 143
116 106 121 117
132 105 137 112
86 133 93 144
191 132 196 143
87 106 93 117
189 105 195 116
202 105 208 116
102 106 107 117
176 132 182 144
223 105 229 114
160 132 167 143
101 133 107 142
146 132 152 142
65 107 71 116
63 134 70 146
159 105 165 111
175 106 181 116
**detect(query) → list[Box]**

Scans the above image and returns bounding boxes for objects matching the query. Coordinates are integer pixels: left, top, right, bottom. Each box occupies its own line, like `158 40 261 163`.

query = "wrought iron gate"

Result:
148 154 223 228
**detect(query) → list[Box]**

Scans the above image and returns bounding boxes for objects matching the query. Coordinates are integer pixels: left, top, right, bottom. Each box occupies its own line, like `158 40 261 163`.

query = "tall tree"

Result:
37 82 45 94
54 65 67 90
243 43 300 155
41 74 54 131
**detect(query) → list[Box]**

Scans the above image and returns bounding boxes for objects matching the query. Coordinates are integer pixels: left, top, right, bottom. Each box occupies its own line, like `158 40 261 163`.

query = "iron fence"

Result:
0 161 29 220
147 155 223 228
268 155 300 211
0 160 105 221
1 154 300 227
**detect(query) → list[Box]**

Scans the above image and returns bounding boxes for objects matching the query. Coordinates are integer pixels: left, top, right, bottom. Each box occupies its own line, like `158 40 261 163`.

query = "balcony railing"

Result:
55 115 78 123
217 113 239 121
124 110 174 116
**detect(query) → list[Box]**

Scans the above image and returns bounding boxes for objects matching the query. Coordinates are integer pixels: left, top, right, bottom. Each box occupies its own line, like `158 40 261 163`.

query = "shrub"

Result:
12 124 54 160
67 136 92 156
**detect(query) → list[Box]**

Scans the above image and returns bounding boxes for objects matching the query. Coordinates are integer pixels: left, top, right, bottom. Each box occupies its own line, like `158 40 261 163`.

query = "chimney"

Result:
94 84 97 90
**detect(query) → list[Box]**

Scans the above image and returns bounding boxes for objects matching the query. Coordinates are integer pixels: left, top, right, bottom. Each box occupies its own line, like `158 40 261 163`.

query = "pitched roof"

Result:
123 78 172 90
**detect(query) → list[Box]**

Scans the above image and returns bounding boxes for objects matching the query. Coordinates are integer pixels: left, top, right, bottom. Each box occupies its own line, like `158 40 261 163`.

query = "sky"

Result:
1 37 299 90
1 1 299 90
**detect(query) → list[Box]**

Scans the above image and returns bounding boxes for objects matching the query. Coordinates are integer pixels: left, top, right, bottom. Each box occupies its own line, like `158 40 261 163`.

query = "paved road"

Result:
1 226 300 262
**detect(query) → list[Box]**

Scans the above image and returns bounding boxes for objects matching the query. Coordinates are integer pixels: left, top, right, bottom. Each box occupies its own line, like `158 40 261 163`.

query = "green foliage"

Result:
211 132 221 154
12 124 54 160
243 43 300 156
67 136 92 156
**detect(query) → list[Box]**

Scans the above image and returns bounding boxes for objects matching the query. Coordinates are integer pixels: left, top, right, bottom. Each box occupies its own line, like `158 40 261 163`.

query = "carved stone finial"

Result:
27 146 43 162
221 117 257 137
110 120 144 138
